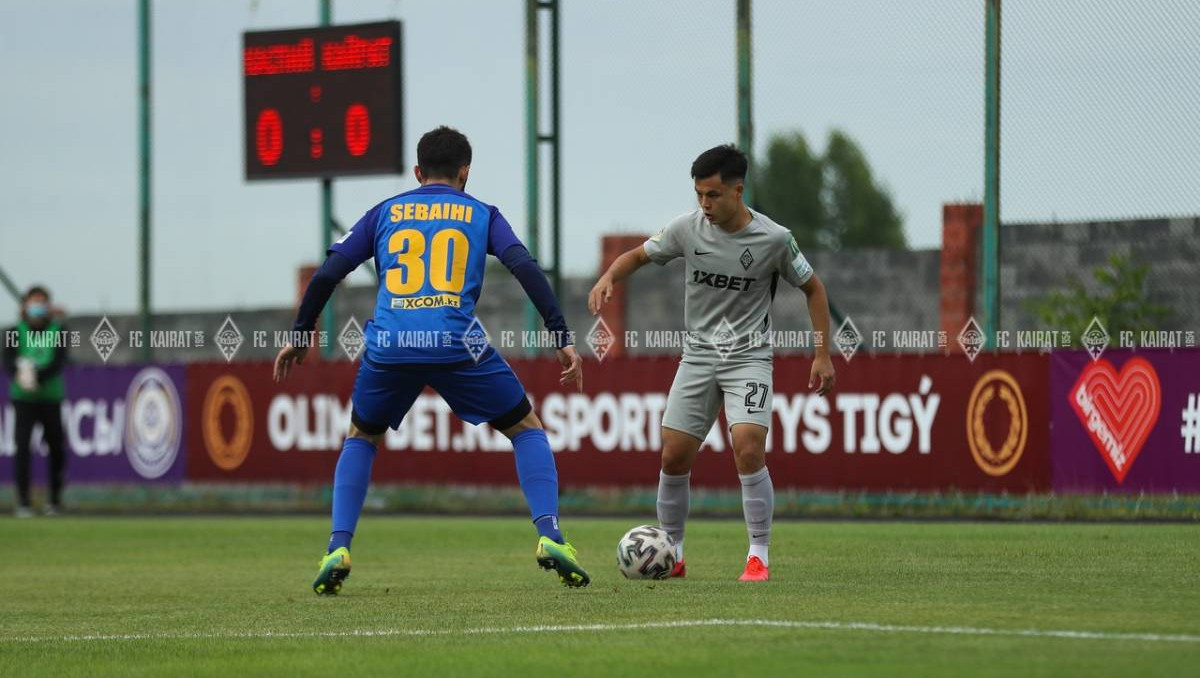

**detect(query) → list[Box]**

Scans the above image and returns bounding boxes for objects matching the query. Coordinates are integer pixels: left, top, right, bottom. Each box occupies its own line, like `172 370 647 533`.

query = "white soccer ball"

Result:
617 525 677 580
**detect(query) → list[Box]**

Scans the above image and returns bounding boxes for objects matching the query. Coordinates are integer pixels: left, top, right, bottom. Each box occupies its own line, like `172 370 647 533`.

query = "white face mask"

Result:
26 303 49 319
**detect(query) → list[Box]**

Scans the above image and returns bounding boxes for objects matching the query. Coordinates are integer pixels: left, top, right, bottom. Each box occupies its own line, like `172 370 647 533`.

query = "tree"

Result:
754 132 826 250
823 131 906 250
753 129 907 250
1028 252 1171 339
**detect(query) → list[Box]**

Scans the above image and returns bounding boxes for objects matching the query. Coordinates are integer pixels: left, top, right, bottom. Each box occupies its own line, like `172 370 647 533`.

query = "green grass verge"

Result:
5 484 1200 520
0 516 1197 677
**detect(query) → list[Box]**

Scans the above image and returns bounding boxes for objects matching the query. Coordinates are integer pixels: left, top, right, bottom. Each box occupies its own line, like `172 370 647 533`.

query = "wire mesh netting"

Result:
6 1 1196 362
1003 0 1200 224
1000 0 1200 336
746 0 1199 352
751 1 983 353
553 0 1200 355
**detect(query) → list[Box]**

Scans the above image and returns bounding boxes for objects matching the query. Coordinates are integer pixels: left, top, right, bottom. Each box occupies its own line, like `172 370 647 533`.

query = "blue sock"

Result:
327 437 377 553
328 530 353 552
534 515 563 543
511 429 563 543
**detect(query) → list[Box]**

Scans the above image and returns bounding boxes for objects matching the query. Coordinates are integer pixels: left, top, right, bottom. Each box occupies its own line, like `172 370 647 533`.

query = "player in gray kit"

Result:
588 145 835 581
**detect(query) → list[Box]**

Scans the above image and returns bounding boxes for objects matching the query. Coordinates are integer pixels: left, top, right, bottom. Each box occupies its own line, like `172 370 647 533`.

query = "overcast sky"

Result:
1 0 1196 320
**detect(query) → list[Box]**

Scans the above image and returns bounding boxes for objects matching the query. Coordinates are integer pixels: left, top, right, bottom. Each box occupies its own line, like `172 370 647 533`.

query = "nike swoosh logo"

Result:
694 249 712 255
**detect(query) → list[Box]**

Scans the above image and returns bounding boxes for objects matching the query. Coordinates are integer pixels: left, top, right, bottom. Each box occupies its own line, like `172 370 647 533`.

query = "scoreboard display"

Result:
243 21 404 179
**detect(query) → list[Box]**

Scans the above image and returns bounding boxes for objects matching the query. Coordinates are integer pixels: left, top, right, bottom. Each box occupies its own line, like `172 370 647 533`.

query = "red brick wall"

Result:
940 204 981 347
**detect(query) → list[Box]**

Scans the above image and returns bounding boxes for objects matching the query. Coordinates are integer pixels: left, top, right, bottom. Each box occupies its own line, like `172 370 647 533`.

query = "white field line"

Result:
4 619 1199 645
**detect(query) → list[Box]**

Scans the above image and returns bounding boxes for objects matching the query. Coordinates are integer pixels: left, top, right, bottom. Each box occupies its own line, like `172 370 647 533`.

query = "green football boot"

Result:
312 546 351 595
535 536 591 588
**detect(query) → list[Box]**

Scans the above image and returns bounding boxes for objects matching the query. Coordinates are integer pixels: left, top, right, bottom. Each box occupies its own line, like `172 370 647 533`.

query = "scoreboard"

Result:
243 21 404 179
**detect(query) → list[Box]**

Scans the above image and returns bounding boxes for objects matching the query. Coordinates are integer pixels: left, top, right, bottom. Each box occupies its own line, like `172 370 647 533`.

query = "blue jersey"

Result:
330 184 522 364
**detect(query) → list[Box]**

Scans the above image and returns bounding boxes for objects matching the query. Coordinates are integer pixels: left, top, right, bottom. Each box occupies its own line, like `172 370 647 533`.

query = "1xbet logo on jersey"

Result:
691 269 756 292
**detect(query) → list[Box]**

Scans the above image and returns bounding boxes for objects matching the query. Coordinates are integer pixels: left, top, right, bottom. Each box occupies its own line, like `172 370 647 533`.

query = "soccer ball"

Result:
616 525 677 579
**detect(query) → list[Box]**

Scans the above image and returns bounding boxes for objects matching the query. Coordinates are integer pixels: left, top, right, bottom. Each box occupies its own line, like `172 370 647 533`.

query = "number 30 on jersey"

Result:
385 228 469 295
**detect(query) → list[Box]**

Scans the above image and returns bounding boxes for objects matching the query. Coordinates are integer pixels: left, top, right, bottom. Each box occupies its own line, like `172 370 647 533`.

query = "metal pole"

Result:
320 0 335 358
0 264 21 302
736 0 754 205
138 0 152 361
525 0 541 345
982 0 1002 348
321 179 335 357
549 0 562 300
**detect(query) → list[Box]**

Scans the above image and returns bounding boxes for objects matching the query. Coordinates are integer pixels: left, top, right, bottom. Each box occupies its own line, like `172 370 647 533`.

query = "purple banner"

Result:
1052 349 1200 493
1 365 187 484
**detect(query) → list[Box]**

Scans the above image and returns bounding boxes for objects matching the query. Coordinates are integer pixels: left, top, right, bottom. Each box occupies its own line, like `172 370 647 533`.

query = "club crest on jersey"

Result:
739 247 754 271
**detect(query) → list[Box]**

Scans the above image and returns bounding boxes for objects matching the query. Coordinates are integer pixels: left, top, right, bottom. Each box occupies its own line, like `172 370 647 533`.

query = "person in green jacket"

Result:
2 286 69 517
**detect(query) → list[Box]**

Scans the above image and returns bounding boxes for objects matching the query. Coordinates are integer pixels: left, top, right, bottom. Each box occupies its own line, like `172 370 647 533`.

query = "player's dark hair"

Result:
690 144 748 184
23 285 50 301
417 126 473 180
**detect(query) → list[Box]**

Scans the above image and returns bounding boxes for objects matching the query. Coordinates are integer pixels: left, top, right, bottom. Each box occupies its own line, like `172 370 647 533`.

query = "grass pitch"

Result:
1 516 1197 677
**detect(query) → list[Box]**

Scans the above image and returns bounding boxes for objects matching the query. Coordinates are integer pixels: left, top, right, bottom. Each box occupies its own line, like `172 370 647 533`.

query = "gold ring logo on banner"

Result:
202 375 254 471
966 370 1028 477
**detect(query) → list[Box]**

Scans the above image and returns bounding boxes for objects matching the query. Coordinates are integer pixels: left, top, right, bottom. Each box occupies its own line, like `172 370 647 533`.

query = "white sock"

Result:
676 539 684 562
656 470 690 554
748 544 768 566
739 467 773 566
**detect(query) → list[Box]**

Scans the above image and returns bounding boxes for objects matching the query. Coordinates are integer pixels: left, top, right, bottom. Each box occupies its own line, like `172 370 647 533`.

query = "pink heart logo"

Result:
1069 357 1162 483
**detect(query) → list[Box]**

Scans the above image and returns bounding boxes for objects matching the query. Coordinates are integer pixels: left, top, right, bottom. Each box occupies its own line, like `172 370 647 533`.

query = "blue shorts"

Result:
350 349 530 433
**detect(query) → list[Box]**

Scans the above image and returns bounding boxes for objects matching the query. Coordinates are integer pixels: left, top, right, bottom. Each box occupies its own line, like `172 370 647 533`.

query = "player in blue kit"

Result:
274 126 590 593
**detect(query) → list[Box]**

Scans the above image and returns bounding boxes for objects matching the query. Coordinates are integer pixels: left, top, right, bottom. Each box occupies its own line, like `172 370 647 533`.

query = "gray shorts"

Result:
661 357 773 441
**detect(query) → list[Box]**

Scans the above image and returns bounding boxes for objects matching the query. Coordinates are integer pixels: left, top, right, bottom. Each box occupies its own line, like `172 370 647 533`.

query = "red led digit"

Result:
310 128 324 158
345 104 370 157
255 109 283 166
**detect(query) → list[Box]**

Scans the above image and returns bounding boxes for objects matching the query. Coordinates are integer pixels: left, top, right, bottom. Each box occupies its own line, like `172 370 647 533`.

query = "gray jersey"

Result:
642 208 814 360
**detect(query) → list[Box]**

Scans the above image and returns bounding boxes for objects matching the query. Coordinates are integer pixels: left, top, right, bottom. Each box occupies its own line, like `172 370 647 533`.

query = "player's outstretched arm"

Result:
588 245 651 316
273 343 307 383
496 244 581 390
556 344 583 392
274 252 358 383
801 273 836 395
488 209 580 389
